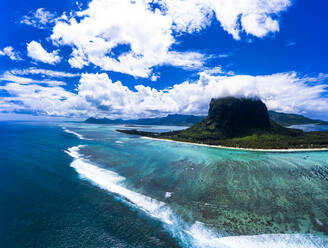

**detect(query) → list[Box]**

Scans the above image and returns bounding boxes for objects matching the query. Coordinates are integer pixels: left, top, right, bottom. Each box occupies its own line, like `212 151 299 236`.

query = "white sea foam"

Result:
218 234 327 248
66 146 328 248
165 192 172 199
62 127 91 140
187 222 328 248
115 141 124 144
66 146 175 225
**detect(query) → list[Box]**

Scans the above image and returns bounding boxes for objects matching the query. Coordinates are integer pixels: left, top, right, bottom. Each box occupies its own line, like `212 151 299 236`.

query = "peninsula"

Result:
117 97 328 150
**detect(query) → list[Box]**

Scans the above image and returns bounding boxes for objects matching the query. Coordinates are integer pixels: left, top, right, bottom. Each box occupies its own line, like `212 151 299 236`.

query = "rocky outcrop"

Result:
203 97 272 136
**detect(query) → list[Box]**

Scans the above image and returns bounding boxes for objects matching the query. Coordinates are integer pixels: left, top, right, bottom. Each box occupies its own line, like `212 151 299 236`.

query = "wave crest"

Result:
62 127 92 140
66 146 328 248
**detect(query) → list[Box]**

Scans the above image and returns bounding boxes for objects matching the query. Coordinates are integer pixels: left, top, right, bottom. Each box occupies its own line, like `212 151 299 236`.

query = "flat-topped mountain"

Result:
117 97 328 150
195 97 272 137
153 97 297 141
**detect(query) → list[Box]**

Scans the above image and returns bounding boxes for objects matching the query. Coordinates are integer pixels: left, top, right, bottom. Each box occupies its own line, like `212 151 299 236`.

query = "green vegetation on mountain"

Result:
268 110 328 126
117 97 328 150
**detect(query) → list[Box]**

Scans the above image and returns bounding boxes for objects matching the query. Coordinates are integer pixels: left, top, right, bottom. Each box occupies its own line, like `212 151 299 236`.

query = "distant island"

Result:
85 107 328 128
117 97 328 150
85 114 204 126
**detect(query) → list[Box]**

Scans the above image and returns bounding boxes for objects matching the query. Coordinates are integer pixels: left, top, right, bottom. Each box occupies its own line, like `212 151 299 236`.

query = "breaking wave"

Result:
66 146 328 248
62 127 92 140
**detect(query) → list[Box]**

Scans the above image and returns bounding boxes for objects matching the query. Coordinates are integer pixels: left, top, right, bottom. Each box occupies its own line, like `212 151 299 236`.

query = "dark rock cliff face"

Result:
207 97 271 131
188 97 273 138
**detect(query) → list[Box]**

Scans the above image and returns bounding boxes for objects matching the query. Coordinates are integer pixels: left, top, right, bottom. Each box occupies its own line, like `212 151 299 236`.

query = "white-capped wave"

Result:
65 146 175 225
66 146 328 248
217 233 327 248
62 127 91 140
186 222 327 248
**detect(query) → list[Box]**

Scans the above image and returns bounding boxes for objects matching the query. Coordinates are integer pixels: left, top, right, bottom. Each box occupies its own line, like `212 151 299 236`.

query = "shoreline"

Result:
141 136 328 153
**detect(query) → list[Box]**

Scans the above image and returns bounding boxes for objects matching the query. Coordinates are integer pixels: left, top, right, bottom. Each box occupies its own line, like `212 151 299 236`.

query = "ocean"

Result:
1 121 328 248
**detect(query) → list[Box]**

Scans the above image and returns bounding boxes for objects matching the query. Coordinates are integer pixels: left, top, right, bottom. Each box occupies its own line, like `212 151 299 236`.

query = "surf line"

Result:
61 127 92 140
65 145 328 248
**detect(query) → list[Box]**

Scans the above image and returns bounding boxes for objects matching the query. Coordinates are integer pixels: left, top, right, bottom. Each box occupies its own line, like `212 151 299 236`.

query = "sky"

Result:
1 0 328 120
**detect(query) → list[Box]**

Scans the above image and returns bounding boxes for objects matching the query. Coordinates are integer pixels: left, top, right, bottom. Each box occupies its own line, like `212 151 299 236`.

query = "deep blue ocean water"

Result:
1 121 328 248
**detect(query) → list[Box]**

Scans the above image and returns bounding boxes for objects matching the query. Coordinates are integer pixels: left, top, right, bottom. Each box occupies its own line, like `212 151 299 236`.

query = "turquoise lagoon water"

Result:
1 121 328 247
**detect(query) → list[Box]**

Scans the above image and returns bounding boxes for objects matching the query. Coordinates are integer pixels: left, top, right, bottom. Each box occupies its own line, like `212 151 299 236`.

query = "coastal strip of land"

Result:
141 136 328 153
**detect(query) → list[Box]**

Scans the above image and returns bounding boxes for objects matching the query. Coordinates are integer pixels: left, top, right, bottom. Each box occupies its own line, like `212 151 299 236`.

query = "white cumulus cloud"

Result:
153 0 290 39
1 71 328 120
76 72 328 120
21 8 56 29
51 0 205 78
27 41 61 64
50 0 290 78
0 46 22 61
0 83 87 116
